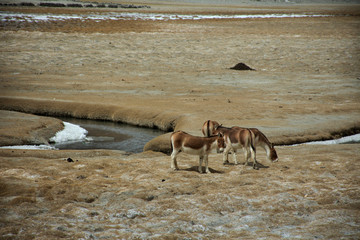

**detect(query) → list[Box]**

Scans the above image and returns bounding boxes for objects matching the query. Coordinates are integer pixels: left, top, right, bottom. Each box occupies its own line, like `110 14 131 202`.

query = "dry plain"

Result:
0 0 360 239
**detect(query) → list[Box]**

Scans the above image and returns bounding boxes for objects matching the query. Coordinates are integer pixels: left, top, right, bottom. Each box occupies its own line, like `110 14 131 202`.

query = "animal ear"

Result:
218 132 223 137
215 124 222 130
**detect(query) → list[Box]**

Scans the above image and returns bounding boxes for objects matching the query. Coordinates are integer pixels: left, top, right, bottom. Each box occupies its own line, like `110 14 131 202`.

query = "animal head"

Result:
213 124 222 135
269 144 278 162
216 132 226 153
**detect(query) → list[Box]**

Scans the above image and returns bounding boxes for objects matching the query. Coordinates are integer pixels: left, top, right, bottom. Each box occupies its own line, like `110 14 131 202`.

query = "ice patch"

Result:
0 145 56 150
305 133 360 145
50 122 90 143
0 12 331 22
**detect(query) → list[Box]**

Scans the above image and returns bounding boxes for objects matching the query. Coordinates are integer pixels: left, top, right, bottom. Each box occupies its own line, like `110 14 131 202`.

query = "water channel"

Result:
54 118 165 153
2 116 359 153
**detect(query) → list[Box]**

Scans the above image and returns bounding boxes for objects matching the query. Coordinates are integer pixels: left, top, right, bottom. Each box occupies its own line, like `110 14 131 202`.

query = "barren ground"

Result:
0 1 360 239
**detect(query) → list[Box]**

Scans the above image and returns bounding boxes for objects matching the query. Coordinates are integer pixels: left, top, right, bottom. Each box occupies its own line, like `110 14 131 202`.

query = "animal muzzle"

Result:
217 147 224 153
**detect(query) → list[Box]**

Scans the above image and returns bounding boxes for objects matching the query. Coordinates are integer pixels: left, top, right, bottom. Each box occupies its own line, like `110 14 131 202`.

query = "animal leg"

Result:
243 147 249 166
223 145 231 164
204 155 211 174
171 150 179 170
232 149 238 165
250 146 258 170
199 156 204 173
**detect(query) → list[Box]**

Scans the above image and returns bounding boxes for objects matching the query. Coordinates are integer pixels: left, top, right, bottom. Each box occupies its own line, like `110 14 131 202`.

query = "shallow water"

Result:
54 118 165 153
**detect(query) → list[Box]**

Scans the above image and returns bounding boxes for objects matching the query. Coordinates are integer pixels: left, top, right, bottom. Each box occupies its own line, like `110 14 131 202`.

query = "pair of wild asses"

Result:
170 120 278 174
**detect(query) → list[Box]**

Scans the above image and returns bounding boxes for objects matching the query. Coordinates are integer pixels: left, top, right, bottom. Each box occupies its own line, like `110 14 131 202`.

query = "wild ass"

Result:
201 120 221 137
170 131 225 174
214 126 258 169
232 126 278 162
202 120 278 164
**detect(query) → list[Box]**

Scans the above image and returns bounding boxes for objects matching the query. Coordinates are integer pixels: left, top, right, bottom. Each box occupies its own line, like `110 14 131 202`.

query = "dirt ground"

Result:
0 145 359 239
0 1 360 239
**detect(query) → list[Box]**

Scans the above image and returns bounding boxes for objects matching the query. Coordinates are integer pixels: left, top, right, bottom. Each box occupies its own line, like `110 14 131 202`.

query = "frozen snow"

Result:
0 12 331 22
0 144 56 150
49 122 89 143
305 133 360 145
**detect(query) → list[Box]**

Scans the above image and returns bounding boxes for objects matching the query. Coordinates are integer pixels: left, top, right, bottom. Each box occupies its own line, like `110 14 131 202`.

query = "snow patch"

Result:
0 12 331 22
305 133 360 145
50 122 90 143
0 145 55 150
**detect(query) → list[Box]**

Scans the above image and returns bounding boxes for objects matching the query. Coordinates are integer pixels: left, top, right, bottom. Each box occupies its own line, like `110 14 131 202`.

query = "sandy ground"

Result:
0 145 359 239
0 1 360 239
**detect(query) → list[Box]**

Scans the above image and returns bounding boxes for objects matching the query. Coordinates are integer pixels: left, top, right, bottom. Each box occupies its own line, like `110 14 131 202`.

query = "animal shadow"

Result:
223 161 269 169
183 166 224 174
245 162 269 169
223 162 236 166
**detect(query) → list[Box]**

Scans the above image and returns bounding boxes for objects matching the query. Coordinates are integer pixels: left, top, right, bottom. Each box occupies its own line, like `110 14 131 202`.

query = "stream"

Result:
1 117 359 153
53 118 165 153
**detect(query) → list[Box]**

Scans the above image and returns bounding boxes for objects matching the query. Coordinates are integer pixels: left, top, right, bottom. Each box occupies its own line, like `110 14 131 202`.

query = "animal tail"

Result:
170 132 175 154
248 129 257 168
207 120 212 137
249 129 256 150
249 129 256 153
203 120 211 137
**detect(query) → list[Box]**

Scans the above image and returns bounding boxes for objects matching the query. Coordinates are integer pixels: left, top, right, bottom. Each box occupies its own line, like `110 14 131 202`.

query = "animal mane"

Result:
257 129 272 146
219 125 231 130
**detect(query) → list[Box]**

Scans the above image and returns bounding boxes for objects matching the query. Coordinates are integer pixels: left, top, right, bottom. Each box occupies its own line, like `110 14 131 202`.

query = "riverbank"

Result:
0 110 63 146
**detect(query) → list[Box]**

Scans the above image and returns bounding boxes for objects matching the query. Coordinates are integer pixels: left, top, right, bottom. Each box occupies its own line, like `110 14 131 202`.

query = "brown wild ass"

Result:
201 120 221 137
170 131 225 174
232 126 278 162
214 127 258 169
202 120 278 164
